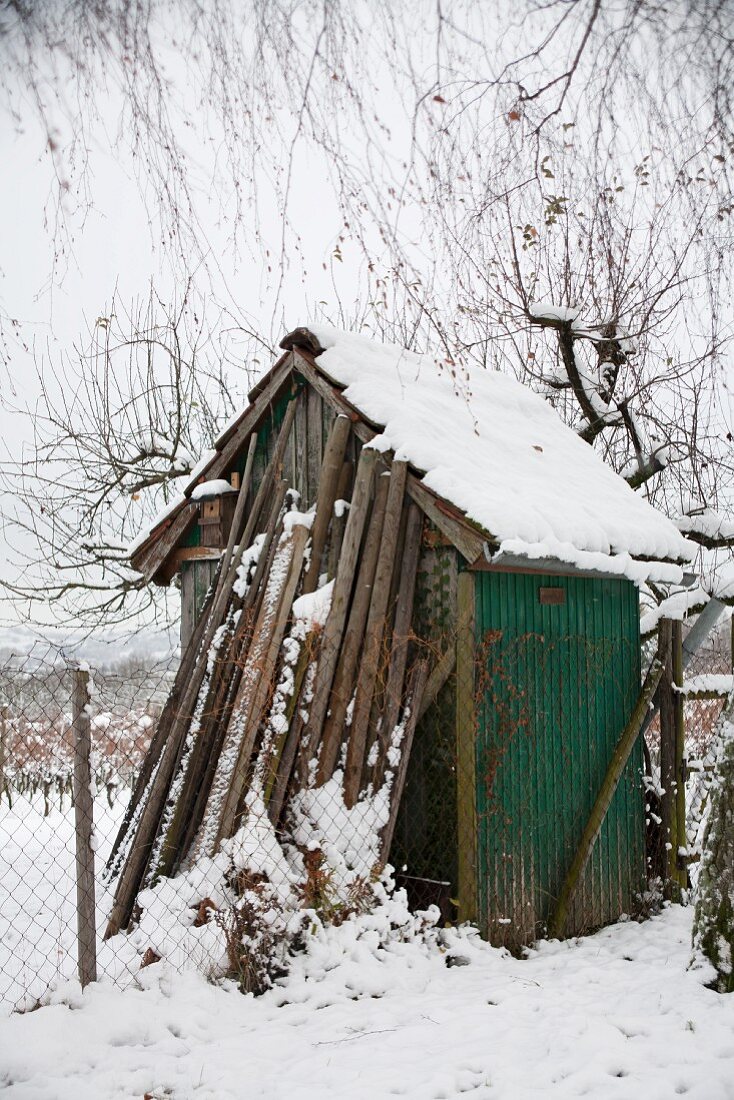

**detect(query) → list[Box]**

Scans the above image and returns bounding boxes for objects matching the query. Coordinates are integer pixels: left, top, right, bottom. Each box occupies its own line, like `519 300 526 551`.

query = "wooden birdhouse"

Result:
195 480 238 548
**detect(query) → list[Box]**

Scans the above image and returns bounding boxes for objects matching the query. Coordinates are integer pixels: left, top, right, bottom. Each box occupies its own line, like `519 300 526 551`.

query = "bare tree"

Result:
1 0 732 624
1 284 255 626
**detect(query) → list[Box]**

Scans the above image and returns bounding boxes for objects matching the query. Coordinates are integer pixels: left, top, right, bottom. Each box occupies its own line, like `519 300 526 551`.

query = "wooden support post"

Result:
658 619 680 897
672 620 688 890
456 571 477 925
417 646 456 724
327 460 354 580
0 704 6 797
72 667 97 988
264 632 315 816
549 652 665 939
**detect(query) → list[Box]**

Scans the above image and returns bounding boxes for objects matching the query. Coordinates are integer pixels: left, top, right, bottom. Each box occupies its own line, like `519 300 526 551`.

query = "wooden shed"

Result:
117 325 692 949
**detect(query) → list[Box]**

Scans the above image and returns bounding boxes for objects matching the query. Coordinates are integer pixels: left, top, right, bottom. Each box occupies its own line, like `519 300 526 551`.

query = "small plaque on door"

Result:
539 587 565 605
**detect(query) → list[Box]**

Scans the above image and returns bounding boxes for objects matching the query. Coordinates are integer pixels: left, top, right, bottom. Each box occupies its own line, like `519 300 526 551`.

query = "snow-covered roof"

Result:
305 325 694 580
190 478 237 501
132 325 695 583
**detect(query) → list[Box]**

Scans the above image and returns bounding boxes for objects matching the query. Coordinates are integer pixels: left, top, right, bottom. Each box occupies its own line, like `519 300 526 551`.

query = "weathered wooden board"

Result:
317 473 390 785
455 570 477 924
344 460 407 807
372 502 423 788
214 521 310 847
304 446 378 774
307 386 324 506
302 415 352 594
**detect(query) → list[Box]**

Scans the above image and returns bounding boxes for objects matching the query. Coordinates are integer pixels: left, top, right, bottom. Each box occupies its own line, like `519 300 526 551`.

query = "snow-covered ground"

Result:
0 903 732 1097
0 794 142 1013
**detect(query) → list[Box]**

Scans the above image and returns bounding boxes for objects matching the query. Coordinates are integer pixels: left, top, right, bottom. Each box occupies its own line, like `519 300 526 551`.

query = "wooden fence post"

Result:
658 619 684 898
73 666 97 988
672 620 688 891
0 703 6 797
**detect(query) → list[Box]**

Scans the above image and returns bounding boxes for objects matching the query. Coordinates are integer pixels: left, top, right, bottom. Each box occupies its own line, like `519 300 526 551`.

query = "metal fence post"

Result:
72 665 97 988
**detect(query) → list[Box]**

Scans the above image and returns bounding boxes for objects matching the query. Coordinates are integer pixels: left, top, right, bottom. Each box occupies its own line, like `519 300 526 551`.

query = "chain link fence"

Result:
0 644 175 1012
643 632 732 885
681 644 733 880
1 617 731 1014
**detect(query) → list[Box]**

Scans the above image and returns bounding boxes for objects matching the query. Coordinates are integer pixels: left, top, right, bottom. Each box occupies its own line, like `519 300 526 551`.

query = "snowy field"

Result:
1 793 733 1099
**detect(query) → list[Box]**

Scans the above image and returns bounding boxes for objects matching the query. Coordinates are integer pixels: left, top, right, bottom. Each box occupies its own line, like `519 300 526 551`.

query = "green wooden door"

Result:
474 571 644 948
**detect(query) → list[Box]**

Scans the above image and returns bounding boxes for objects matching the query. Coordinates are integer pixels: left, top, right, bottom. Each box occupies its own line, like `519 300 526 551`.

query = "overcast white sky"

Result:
0 48 371 643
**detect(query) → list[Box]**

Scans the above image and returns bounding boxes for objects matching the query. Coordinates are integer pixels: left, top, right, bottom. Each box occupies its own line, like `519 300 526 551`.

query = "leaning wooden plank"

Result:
267 657 316 827
416 645 456 723
366 500 410 767
172 481 290 869
186 357 294 495
306 386 324 506
104 566 222 877
218 432 258 584
261 630 316 811
105 598 226 936
343 460 407 808
316 473 390 785
235 399 298 563
216 352 292 449
105 404 297 935
213 521 310 848
294 388 308 504
548 652 666 940
301 447 378 769
302 415 352 594
327 459 354 580
379 659 430 863
372 502 423 788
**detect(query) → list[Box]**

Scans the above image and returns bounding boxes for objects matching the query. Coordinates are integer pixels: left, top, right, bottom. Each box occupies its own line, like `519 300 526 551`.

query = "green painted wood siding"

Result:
473 571 645 948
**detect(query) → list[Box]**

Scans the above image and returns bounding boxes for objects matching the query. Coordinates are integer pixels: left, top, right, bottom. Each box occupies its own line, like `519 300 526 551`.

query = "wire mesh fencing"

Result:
643 638 733 885
1 613 729 1014
681 644 733 880
0 644 175 1012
